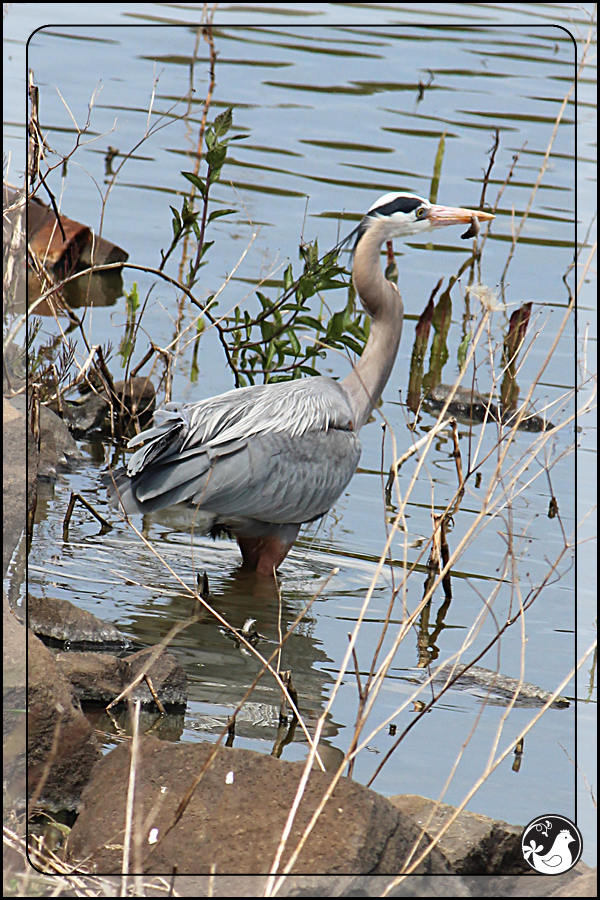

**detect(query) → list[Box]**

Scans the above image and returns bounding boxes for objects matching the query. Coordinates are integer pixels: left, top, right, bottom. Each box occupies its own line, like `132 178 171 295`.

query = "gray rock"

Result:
548 868 596 897
3 593 27 812
415 664 571 710
465 865 594 896
67 737 452 876
55 646 187 709
63 376 156 438
3 397 30 576
145 873 471 896
389 795 527 876
27 594 130 646
8 393 81 481
26 630 101 812
62 391 109 437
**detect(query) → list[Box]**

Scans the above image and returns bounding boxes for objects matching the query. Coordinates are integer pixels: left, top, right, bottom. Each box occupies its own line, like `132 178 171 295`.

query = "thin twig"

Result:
62 492 111 540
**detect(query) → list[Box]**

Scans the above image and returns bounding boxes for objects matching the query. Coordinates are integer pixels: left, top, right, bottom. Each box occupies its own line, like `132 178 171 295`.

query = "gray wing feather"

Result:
126 376 355 474
110 376 361 524
183 376 355 447
190 430 361 525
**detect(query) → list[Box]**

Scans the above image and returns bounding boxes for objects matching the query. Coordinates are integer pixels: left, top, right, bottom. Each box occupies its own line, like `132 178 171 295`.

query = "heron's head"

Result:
354 192 494 246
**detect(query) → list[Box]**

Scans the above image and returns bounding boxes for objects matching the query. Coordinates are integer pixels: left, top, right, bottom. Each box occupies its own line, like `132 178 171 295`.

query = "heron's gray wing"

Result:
190 429 362 525
107 445 213 515
125 376 356 478
185 376 356 446
111 376 360 520
109 428 361 525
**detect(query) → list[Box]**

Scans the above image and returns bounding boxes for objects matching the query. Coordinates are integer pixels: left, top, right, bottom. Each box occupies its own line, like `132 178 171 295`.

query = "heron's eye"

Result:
415 207 427 219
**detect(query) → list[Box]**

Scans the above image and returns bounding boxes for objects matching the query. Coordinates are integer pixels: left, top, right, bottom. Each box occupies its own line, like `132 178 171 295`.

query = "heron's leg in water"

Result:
236 525 301 576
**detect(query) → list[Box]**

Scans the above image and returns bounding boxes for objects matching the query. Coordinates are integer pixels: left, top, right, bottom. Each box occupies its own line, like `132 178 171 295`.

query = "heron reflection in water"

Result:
108 193 493 576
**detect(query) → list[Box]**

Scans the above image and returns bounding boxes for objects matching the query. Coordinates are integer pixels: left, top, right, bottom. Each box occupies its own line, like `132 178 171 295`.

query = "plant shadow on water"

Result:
8 5 596 874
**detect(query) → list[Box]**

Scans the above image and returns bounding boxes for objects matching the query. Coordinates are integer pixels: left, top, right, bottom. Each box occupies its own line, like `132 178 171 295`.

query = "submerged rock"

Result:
55 646 187 710
26 594 130 648
425 663 570 709
423 385 554 433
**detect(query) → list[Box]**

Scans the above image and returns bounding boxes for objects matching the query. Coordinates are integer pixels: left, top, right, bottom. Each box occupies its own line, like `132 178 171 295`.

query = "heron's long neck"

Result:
341 224 404 431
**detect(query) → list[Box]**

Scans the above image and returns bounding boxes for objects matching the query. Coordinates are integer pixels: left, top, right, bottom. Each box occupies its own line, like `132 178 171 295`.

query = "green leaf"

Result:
326 310 346 341
207 145 227 170
125 282 140 316
182 171 206 199
287 329 301 355
295 315 324 331
260 320 274 342
346 321 366 341
170 205 182 239
199 240 214 260
296 275 316 301
265 340 276 370
181 198 198 227
213 107 233 138
256 291 272 311
283 264 294 292
457 329 472 372
430 131 446 205
347 281 357 311
315 278 346 292
207 208 237 224
274 339 287 366
339 334 364 355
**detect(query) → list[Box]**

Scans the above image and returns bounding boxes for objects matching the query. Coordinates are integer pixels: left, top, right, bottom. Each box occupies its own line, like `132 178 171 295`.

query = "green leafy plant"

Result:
113 107 372 395
153 107 370 387
217 239 368 386
167 107 245 286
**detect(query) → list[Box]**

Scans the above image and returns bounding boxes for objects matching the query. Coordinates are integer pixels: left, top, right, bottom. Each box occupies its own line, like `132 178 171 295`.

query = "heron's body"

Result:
108 193 493 575
110 376 361 572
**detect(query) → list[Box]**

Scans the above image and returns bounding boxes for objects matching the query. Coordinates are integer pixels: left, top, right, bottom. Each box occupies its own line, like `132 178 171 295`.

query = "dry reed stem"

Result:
121 700 141 887
4 827 176 896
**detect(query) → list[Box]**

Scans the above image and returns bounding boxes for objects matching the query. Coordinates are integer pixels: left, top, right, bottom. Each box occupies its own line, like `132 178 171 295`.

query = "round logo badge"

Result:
521 814 583 875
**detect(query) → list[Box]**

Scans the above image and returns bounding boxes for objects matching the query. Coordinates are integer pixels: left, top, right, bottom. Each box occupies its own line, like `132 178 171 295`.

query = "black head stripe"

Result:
353 195 426 249
369 195 425 218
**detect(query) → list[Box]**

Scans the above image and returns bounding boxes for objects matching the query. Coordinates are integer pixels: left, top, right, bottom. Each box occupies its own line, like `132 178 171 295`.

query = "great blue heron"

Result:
108 193 493 576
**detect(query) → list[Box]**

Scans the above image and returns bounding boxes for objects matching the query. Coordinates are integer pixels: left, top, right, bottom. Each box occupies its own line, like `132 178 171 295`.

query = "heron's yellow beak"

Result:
426 205 495 227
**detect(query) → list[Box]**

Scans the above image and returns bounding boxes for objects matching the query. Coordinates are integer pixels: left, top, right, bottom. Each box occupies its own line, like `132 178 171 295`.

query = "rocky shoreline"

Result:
3 395 594 894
